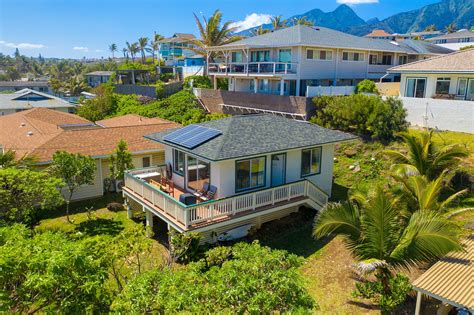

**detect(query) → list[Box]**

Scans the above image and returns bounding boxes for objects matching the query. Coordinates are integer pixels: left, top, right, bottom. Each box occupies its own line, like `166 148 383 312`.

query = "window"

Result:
342 51 364 61
459 38 472 43
259 79 269 92
406 78 426 98
231 51 242 63
301 147 322 177
457 78 468 96
435 39 447 44
235 157 265 192
398 55 408 65
250 50 270 62
435 77 450 95
381 55 392 65
249 79 255 91
173 149 185 175
306 49 332 60
142 156 151 168
187 156 210 192
369 54 378 65
278 49 292 62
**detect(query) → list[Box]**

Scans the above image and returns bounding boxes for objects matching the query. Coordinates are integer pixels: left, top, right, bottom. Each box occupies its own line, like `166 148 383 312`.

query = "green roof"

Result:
145 114 356 161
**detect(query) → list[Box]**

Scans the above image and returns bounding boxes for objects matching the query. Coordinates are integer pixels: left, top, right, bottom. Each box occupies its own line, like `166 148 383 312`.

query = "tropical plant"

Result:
126 41 139 62
251 25 271 36
109 139 134 181
50 151 96 222
109 43 118 59
271 15 286 30
0 149 37 169
424 24 437 31
191 10 241 62
0 168 64 224
148 33 164 63
445 22 457 33
355 79 379 94
314 187 461 308
122 47 129 61
293 16 314 26
384 131 469 179
138 37 149 63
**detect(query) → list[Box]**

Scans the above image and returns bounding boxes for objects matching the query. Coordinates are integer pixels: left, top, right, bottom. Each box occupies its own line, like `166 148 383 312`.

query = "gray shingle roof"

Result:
0 89 75 110
428 30 474 41
145 114 356 161
397 39 453 55
0 81 49 87
211 25 448 55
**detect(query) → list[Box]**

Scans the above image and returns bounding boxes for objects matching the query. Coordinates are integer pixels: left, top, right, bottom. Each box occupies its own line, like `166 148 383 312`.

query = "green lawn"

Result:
34 129 473 313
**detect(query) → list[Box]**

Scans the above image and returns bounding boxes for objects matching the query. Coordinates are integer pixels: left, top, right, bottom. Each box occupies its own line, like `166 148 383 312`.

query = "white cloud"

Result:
94 49 104 53
0 40 45 49
73 46 89 52
337 0 378 4
230 13 272 32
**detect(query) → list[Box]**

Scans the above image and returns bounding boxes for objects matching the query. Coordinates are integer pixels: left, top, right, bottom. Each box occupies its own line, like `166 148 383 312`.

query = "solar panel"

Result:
163 124 222 149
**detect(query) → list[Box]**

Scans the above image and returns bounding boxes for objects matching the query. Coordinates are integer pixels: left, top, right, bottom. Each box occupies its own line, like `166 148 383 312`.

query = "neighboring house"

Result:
158 33 197 66
0 89 76 116
0 109 179 201
85 71 114 87
122 114 355 243
0 80 51 93
365 29 394 40
206 25 452 96
388 49 474 100
413 235 473 315
427 29 474 50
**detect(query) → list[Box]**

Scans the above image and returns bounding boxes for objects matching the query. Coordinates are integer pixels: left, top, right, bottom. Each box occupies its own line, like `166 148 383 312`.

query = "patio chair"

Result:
201 185 217 201
195 182 210 198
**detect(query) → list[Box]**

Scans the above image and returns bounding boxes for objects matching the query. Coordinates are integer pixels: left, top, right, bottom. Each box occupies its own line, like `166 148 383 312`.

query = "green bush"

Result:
154 81 165 99
159 73 174 82
183 75 212 89
355 79 379 94
310 95 408 141
204 246 232 267
353 273 412 312
112 241 315 313
169 230 201 263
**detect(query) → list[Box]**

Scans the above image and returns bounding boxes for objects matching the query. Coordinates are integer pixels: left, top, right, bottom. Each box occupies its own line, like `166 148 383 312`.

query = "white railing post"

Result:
288 185 291 201
232 198 236 215
272 189 275 205
285 63 288 74
152 190 155 205
273 63 276 74
184 208 189 228
257 63 260 73
252 193 256 210
141 183 144 196
210 204 214 220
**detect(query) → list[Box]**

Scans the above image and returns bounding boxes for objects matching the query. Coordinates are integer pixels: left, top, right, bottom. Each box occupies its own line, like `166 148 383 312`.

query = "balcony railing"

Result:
123 167 327 230
208 62 298 75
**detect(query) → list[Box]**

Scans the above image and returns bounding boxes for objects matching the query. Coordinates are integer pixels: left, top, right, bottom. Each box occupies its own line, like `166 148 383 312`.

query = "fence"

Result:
400 97 473 133
306 86 355 97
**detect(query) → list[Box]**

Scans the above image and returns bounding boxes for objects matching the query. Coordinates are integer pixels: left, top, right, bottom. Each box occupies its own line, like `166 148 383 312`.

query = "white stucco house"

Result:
122 114 355 243
0 89 76 116
427 29 474 51
204 25 452 97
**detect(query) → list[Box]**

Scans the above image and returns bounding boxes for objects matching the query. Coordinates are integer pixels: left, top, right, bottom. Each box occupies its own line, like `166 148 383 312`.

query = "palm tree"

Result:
138 37 149 63
71 62 84 77
314 187 461 294
392 171 468 215
271 15 286 30
384 131 469 180
148 33 164 63
0 149 37 169
126 42 139 62
191 10 242 62
424 24 437 32
109 43 117 59
445 22 457 33
122 48 129 61
251 26 271 36
293 16 314 26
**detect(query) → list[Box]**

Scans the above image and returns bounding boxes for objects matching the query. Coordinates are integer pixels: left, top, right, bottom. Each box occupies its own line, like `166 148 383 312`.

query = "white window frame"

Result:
305 48 333 61
405 77 427 98
341 51 365 62
142 155 152 168
456 78 469 97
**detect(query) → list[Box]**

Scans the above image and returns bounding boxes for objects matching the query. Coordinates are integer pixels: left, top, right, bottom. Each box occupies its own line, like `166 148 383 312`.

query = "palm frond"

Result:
313 202 361 245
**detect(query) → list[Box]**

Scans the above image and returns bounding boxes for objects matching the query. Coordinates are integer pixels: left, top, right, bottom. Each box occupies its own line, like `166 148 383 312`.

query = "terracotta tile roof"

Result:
413 235 474 311
389 48 474 73
96 114 173 128
365 29 392 37
0 108 179 162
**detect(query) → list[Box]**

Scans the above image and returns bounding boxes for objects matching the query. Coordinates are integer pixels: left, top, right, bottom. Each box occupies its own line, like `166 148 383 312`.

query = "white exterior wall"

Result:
399 73 474 98
63 159 103 201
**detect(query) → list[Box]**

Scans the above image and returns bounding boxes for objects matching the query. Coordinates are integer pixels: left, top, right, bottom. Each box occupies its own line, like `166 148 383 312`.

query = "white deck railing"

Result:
124 168 327 229
208 62 298 75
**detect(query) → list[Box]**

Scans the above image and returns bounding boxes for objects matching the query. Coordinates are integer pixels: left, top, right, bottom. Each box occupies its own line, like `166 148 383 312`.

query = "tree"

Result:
191 10 241 63
122 47 129 61
138 37 149 63
384 131 469 179
126 41 139 62
14 48 20 58
0 168 64 224
424 24 437 31
445 22 457 33
355 79 379 94
109 43 117 59
251 25 271 36
313 187 461 310
109 139 134 181
271 15 286 30
50 151 96 222
0 149 37 169
293 16 314 26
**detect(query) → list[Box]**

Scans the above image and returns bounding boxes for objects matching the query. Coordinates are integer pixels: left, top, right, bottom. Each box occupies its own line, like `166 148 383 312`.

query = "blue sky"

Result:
0 0 440 59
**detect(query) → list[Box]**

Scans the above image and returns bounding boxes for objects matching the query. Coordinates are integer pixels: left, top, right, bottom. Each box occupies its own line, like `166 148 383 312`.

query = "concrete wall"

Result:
115 82 183 98
194 88 313 118
400 97 474 133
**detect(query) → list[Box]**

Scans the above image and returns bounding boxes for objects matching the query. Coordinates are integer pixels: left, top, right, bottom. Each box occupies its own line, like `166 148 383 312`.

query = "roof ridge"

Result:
61 122 178 133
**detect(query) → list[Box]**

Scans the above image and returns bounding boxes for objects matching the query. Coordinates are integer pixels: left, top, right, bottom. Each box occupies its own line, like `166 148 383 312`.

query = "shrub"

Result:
169 231 201 263
183 75 212 89
159 73 174 82
353 273 412 312
205 246 232 267
310 95 408 141
154 81 165 99
355 79 379 94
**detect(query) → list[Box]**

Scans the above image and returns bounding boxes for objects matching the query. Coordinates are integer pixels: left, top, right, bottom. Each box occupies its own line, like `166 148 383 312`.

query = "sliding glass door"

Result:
406 78 426 98
186 155 210 192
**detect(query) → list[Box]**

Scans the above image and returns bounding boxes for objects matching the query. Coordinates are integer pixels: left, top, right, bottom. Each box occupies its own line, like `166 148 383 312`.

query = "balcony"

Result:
123 166 328 231
208 62 298 76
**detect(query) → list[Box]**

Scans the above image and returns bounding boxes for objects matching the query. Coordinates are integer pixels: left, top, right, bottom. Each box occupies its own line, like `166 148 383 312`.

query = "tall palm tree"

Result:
109 43 118 59
314 187 461 293
445 22 457 33
271 15 286 30
191 10 242 62
293 16 314 26
424 24 437 32
122 48 129 61
126 42 139 62
0 150 37 169
138 37 149 63
71 62 84 77
251 26 271 36
148 33 164 63
384 131 469 180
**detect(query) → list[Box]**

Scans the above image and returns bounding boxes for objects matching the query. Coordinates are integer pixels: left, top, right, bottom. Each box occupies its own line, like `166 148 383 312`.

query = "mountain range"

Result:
238 0 474 36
